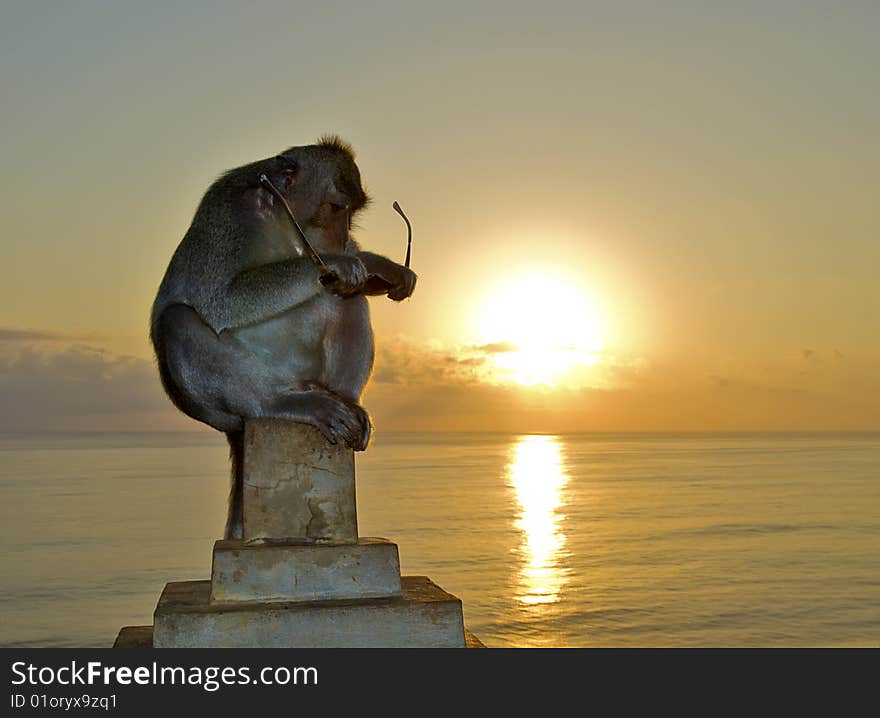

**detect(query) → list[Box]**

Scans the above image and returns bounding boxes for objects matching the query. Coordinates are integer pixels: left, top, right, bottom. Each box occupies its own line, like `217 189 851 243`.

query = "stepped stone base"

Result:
211 537 401 603
152 576 468 648
114 422 484 648
114 624 486 648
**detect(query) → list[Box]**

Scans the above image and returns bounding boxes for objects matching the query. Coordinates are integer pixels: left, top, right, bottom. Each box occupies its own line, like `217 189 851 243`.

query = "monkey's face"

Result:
305 188 354 254
256 148 368 256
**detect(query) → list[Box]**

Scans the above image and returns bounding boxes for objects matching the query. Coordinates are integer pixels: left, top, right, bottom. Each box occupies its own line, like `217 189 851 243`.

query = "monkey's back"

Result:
150 220 241 336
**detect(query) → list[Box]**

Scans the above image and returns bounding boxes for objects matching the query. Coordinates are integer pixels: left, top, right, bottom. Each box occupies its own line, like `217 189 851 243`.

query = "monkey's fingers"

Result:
330 417 361 447
363 275 395 295
334 416 362 449
349 404 372 452
315 410 358 447
322 395 368 450
319 271 339 287
358 419 372 452
313 423 339 445
324 402 364 449
324 267 367 297
387 270 417 301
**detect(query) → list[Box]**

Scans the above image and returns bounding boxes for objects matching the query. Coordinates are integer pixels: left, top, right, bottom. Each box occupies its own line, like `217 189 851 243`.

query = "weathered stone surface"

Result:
243 420 357 544
113 625 153 648
465 630 486 648
114 624 487 648
153 576 467 648
210 537 402 603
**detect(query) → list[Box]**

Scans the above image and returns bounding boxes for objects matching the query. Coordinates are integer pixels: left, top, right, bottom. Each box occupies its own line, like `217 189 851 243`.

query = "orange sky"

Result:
1 2 878 432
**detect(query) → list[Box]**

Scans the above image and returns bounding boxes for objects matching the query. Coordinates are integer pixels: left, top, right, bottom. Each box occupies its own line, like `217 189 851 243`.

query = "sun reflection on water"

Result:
507 435 570 605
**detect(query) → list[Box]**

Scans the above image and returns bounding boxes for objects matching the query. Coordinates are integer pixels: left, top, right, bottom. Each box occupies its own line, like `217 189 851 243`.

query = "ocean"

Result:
1 431 877 647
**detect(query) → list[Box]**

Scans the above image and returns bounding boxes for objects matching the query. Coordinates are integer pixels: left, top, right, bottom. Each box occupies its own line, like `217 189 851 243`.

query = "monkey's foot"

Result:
347 401 371 451
271 388 370 451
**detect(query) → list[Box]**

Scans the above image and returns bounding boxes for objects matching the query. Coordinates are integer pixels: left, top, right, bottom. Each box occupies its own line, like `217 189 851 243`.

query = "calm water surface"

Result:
1 432 877 647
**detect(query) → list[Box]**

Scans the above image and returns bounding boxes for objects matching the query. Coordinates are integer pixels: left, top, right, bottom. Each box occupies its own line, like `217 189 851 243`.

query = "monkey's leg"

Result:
156 305 362 444
319 296 374 450
155 304 366 538
155 303 276 539
158 304 368 449
154 304 265 433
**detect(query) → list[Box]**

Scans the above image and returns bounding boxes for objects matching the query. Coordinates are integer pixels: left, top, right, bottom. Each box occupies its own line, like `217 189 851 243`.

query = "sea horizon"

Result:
3 428 879 437
2 430 877 648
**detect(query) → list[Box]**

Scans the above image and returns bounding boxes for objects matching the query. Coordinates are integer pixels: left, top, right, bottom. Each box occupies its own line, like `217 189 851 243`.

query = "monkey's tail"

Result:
224 430 245 540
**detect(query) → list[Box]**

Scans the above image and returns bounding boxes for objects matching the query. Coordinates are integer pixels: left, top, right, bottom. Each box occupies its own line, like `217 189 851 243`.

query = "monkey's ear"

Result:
275 156 300 188
279 167 300 192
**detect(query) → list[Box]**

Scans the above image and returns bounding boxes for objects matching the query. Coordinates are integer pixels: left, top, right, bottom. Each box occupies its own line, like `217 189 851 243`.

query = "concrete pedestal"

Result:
211 537 402 603
114 420 477 648
243 420 357 544
153 576 466 648
114 625 486 648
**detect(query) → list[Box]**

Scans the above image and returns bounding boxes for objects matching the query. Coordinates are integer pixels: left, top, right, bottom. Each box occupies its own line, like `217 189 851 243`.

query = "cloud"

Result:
0 341 192 431
0 328 65 342
370 337 486 386
468 341 518 354
1 330 878 433
365 338 880 432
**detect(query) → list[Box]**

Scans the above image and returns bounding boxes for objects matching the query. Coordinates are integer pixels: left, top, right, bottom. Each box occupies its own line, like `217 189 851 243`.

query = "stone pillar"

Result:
124 418 472 648
242 420 358 544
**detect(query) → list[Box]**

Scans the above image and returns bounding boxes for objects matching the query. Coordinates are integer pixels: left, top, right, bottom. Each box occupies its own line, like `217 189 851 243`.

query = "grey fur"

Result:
150 139 417 538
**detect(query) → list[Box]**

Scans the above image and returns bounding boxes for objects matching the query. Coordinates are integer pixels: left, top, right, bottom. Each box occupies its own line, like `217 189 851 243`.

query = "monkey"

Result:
150 136 417 539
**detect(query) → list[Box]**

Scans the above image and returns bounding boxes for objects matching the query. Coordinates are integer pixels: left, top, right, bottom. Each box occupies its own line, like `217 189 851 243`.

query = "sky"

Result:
1 0 878 432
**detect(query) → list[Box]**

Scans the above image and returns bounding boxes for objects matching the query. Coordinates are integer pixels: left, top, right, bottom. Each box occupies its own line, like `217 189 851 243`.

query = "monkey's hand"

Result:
320 255 368 297
358 253 418 301
386 265 417 302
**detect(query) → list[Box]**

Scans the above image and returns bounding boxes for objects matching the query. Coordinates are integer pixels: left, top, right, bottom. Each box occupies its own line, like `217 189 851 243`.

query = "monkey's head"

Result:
196 136 370 254
200 135 370 256
280 135 370 252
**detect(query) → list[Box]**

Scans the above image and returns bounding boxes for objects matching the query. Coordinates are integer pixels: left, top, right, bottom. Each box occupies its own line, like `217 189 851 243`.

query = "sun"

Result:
475 275 605 386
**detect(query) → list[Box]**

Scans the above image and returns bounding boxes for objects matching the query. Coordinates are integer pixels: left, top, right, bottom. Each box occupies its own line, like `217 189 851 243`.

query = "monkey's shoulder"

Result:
175 221 300 273
238 225 305 268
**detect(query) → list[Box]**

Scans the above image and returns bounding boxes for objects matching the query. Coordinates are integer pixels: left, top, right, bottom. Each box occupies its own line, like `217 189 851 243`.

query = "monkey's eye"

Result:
329 202 348 213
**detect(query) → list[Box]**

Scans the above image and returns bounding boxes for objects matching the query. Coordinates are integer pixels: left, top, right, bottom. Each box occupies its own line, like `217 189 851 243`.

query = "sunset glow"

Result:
507 435 570 605
477 276 605 387
1 2 877 437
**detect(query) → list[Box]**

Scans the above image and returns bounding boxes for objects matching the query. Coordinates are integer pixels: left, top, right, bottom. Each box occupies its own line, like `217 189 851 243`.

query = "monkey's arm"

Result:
356 252 417 300
217 253 369 330
216 258 324 331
